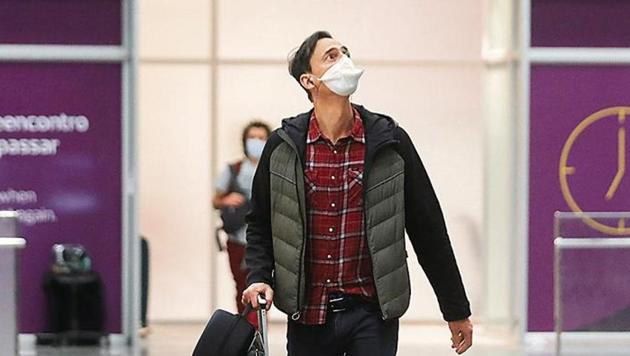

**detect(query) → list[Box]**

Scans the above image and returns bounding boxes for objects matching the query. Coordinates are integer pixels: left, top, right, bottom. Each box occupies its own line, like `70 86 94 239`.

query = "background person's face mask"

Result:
246 138 265 159
318 55 364 97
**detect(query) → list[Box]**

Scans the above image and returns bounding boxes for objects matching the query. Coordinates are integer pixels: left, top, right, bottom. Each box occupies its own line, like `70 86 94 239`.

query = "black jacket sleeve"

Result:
244 132 282 287
397 127 471 322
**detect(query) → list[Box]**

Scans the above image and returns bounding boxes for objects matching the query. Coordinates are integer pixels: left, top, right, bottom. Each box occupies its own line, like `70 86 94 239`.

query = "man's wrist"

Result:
444 310 472 322
246 275 273 288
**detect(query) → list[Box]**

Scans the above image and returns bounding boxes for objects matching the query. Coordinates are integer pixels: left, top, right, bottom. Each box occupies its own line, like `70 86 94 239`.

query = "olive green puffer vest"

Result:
269 130 410 321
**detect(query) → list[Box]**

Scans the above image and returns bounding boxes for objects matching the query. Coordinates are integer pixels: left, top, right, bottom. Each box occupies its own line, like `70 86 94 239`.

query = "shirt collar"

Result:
306 108 365 144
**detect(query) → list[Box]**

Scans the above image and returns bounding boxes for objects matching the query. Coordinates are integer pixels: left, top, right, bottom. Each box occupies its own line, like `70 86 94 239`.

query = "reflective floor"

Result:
18 322 630 356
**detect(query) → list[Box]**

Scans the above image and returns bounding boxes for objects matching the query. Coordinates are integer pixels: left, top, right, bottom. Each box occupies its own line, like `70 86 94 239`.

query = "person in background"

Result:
242 31 472 355
213 120 271 326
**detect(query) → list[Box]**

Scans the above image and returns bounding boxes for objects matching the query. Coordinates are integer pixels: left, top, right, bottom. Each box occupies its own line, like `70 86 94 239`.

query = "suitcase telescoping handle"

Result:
256 294 270 356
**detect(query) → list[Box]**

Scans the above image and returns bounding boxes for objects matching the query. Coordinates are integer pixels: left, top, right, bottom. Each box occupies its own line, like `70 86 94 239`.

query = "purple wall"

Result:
0 63 123 333
529 65 630 331
531 0 630 48
0 0 121 45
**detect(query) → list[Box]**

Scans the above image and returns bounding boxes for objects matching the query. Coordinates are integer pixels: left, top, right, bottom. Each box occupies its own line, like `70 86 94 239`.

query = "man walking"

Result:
242 31 473 355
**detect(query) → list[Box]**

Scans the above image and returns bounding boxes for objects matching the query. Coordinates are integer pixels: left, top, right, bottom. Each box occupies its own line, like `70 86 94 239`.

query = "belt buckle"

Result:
328 295 346 313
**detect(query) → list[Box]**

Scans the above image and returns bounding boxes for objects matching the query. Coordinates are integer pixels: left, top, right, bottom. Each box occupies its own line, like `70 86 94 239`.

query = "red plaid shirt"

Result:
300 108 376 325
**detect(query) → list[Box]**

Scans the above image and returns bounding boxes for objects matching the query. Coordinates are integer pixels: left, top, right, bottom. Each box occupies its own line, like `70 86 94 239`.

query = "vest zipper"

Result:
278 131 306 320
362 140 397 320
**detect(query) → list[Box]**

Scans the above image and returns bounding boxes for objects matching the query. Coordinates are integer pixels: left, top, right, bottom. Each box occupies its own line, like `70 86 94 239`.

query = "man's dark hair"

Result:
242 120 272 156
288 31 333 102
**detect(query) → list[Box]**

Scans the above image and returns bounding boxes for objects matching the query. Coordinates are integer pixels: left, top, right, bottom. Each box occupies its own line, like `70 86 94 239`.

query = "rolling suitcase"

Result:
249 296 270 356
193 295 270 356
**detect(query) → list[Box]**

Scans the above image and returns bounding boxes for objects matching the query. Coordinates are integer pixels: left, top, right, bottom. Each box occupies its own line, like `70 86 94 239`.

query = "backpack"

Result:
193 297 270 356
192 307 255 356
220 161 251 234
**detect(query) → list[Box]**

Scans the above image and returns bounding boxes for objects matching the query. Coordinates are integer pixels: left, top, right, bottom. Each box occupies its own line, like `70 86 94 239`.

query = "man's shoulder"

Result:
262 129 296 158
264 130 285 152
279 110 312 136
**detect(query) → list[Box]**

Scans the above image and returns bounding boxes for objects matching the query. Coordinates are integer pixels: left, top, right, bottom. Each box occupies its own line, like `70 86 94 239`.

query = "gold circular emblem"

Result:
559 106 630 236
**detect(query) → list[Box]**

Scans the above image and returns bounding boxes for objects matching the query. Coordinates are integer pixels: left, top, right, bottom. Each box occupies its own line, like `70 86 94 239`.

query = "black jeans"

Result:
286 303 399 356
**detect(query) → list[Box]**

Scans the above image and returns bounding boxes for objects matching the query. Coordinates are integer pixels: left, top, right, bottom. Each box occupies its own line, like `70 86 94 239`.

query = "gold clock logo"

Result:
559 106 630 236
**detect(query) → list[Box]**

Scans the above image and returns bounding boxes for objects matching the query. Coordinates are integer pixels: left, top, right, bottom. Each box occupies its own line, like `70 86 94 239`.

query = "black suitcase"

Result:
38 270 105 345
193 296 270 356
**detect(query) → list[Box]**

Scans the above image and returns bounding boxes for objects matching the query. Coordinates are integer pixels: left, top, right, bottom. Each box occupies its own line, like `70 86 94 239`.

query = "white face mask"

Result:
246 138 265 159
318 55 364 97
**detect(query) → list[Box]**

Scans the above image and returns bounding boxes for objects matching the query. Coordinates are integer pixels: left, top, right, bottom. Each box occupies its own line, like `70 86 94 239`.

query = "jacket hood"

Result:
279 104 399 160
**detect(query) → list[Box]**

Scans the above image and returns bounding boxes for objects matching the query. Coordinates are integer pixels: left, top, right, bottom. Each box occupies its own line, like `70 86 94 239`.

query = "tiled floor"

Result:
18 322 630 355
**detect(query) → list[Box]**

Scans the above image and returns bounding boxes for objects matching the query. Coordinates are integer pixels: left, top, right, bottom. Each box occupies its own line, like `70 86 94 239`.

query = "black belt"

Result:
327 293 375 313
